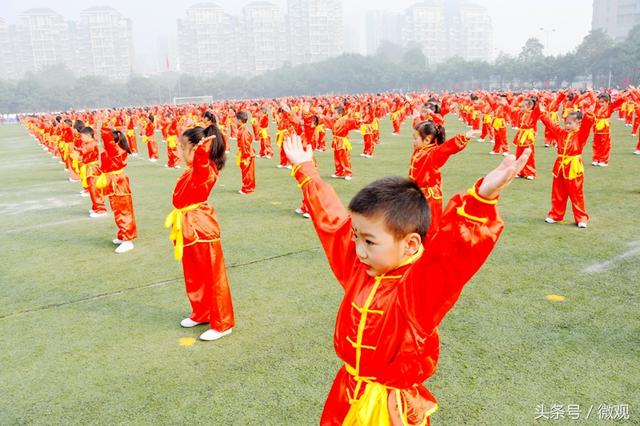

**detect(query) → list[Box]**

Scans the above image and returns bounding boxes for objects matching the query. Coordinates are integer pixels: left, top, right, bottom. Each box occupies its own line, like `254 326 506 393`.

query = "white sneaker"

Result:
149 158 158 162
525 176 534 180
80 191 90 197
89 211 107 218
331 174 339 178
577 222 588 228
68 178 79 182
238 190 248 195
199 328 232 341
114 241 134 253
302 212 311 219
285 165 292 170
502 152 509 157
112 238 123 245
598 162 608 167
544 144 550 148
545 217 557 224
174 165 181 169
180 318 206 328
294 208 304 215
344 176 352 181
591 161 598 166
634 150 640 155
489 151 498 155
277 164 284 168
359 153 366 157
164 164 169 168
131 153 139 157
477 138 484 142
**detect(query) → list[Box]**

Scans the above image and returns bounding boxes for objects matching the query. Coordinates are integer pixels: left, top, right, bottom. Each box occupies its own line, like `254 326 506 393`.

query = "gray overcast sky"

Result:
1 0 592 64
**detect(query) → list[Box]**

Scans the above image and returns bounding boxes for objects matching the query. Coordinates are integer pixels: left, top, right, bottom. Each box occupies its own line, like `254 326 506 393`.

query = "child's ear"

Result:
404 233 422 256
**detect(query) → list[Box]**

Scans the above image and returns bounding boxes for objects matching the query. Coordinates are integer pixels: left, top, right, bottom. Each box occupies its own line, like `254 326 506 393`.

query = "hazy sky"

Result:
1 0 592 68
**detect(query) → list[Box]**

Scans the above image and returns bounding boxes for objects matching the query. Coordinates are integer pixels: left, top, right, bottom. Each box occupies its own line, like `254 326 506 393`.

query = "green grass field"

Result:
1 117 638 425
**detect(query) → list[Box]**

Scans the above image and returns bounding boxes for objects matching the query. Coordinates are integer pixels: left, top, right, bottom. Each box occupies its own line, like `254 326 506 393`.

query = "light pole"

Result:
539 27 556 55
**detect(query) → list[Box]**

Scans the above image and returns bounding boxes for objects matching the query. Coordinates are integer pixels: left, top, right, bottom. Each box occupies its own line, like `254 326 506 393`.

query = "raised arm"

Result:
400 149 532 334
285 135 356 289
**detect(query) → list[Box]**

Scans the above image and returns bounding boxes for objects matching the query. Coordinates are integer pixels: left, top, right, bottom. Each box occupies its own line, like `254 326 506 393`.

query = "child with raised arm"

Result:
284 135 531 425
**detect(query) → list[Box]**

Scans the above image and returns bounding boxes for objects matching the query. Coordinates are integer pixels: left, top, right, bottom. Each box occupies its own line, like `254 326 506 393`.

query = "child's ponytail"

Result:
204 124 226 171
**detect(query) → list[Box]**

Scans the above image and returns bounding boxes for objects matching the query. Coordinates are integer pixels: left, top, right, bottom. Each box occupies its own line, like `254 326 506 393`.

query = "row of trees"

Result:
1 26 639 114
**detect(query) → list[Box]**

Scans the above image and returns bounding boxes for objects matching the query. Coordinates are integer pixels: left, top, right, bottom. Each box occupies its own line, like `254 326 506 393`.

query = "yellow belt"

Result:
259 128 269 139
79 161 99 188
492 117 505 130
276 129 285 147
483 115 492 124
360 124 369 135
167 135 177 149
335 136 352 151
342 363 433 426
595 118 610 131
164 202 204 260
142 135 149 143
96 168 124 189
550 112 559 123
127 129 134 137
518 128 536 145
559 155 584 180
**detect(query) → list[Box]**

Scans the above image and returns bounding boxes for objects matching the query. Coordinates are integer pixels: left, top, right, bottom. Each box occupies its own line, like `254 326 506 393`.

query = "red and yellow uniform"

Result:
291 161 504 425
77 138 106 214
126 116 138 154
328 114 359 178
258 112 274 158
141 118 159 161
512 105 541 178
540 111 595 224
98 136 137 242
237 124 256 194
409 134 469 241
164 117 181 168
165 141 235 331
591 95 625 165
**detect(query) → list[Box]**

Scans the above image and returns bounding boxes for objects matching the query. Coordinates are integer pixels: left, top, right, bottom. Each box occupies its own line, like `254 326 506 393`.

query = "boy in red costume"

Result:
284 134 531 425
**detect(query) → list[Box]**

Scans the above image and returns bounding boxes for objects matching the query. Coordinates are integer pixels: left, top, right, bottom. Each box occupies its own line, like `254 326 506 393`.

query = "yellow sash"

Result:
164 203 204 260
72 157 80 174
360 124 369 135
492 118 505 130
372 119 379 131
595 118 610 131
79 161 99 188
276 129 285 147
127 129 134 137
314 124 325 136
167 135 177 149
483 114 492 124
518 128 536 145
259 128 269 139
560 155 584 180
142 135 149 144
63 143 70 160
335 136 352 151
96 169 124 189
550 112 559 123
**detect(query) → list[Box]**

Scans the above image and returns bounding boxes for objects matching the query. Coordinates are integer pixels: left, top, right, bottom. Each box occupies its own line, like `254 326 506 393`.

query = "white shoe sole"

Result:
199 328 233 341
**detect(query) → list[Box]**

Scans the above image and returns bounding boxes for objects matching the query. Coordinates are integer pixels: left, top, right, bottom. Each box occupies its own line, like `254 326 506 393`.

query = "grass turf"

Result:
0 117 638 425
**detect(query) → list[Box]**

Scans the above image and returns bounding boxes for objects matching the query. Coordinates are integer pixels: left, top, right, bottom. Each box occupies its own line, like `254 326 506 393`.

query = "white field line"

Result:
5 216 93 234
582 241 640 274
0 196 84 216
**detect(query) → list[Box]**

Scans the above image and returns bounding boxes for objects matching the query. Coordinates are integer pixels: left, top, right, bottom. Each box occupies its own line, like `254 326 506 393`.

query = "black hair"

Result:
203 111 217 124
470 94 479 101
55 115 62 123
64 118 73 126
567 111 584 121
312 115 319 126
597 93 611 103
348 176 430 240
112 130 132 154
414 120 446 145
73 120 85 132
425 102 441 114
182 126 226 171
148 114 154 123
335 106 345 115
236 111 249 122
80 126 95 138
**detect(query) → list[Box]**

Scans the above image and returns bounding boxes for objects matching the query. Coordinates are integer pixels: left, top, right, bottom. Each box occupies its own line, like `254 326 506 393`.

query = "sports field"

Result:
0 117 638 425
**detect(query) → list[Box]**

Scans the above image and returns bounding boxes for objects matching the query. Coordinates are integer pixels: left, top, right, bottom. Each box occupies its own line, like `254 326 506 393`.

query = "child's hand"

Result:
198 134 215 151
538 102 547 114
465 129 480 139
478 148 532 199
284 134 313 166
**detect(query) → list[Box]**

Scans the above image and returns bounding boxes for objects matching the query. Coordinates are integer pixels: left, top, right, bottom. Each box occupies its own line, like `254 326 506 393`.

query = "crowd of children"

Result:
19 85 640 425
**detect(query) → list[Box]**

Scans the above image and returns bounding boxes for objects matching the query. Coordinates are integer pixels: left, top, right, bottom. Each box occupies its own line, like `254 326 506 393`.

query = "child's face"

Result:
565 117 579 132
80 133 92 143
412 130 432 149
351 213 421 277
180 136 195 166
